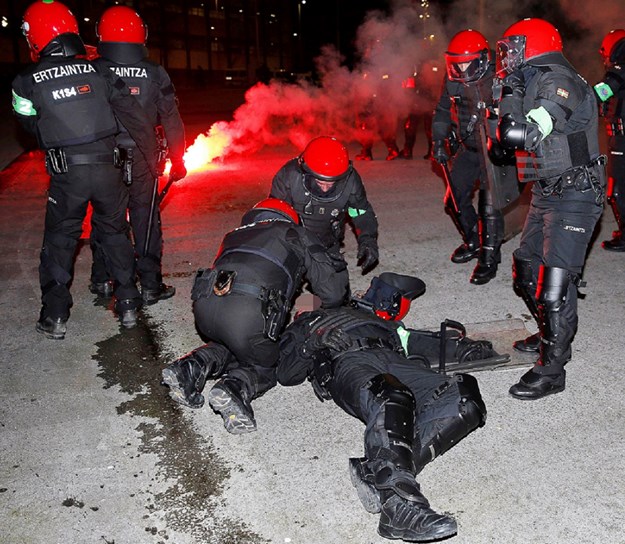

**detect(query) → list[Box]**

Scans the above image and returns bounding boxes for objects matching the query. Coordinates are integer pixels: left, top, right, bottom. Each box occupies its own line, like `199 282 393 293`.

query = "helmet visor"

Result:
496 35 526 76
445 53 484 82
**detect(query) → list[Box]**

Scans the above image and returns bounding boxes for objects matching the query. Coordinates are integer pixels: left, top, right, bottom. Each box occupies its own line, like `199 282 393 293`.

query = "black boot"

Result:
470 195 503 284
513 332 541 353
510 267 573 400
451 226 480 264
349 457 382 514
161 346 216 408
36 315 67 340
208 377 257 434
89 280 114 298
512 253 542 353
115 298 139 329
509 368 566 400
602 230 625 251
142 283 176 305
378 490 458 542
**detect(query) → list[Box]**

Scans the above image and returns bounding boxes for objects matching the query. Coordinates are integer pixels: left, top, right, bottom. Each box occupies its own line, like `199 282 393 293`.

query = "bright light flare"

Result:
182 122 233 173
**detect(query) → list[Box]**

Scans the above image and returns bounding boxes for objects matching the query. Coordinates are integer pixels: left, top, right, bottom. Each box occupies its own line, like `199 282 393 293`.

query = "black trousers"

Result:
513 183 604 356
91 152 164 290
607 134 625 225
328 349 464 461
193 292 279 399
447 148 482 235
40 162 139 319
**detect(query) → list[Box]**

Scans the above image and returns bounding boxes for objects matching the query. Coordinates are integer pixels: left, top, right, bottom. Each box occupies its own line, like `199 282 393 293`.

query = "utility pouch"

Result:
45 148 68 175
261 288 288 341
191 268 216 301
213 270 236 296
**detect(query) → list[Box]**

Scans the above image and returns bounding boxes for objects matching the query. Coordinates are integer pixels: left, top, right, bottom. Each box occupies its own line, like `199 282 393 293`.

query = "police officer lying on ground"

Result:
161 198 349 434
277 273 499 543
270 136 379 274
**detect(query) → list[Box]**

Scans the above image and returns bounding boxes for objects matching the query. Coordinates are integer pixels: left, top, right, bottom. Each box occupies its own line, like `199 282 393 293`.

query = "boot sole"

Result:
508 384 565 400
378 522 458 542
349 459 381 514
208 387 257 434
35 324 65 340
161 367 204 409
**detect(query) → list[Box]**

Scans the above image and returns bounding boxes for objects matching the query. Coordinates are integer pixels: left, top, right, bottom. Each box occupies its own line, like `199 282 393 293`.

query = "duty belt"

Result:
331 335 404 360
537 155 607 204
64 153 114 165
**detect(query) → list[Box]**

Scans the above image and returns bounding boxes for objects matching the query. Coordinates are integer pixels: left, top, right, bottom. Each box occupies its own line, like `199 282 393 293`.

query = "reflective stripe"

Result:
594 81 614 102
12 90 36 116
348 207 366 218
526 106 553 140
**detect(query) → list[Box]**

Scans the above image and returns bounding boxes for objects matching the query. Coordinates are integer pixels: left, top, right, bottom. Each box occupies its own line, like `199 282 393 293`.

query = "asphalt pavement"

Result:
1 108 624 544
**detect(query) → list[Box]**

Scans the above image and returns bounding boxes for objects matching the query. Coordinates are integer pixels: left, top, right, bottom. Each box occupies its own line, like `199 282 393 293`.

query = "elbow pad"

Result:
497 114 527 150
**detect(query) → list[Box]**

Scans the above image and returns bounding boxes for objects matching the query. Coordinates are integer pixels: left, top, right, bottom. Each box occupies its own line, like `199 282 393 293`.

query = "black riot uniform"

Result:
432 59 506 284
594 36 625 251
496 19 606 399
276 274 493 543
90 6 187 304
161 199 349 435
12 28 158 338
270 139 379 273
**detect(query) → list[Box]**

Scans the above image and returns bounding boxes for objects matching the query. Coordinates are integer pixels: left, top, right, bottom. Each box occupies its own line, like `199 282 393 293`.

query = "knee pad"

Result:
512 252 535 292
416 374 486 472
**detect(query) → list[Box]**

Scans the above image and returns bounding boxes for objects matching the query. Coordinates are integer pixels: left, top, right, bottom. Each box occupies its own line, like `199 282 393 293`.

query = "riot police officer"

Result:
270 136 379 273
496 18 606 399
432 29 506 285
277 273 494 542
11 0 158 338
595 29 625 251
89 6 187 304
161 198 349 434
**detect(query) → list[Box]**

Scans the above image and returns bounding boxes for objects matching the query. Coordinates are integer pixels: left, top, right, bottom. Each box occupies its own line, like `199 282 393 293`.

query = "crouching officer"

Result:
12 0 158 338
270 136 379 274
89 6 187 304
276 272 495 543
161 198 349 434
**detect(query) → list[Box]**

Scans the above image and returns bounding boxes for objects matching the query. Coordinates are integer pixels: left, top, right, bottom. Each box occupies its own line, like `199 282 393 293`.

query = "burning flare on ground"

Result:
181 122 233 173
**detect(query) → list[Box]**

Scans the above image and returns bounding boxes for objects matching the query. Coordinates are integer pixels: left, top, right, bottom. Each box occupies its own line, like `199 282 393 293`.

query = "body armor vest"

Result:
27 57 118 148
516 63 599 182
216 221 304 299
446 65 495 152
290 172 355 248
93 57 161 148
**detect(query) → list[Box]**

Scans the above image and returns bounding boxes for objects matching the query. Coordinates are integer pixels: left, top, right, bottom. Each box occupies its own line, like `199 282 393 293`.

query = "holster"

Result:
45 148 68 175
261 288 288 341
114 147 134 186
309 349 334 402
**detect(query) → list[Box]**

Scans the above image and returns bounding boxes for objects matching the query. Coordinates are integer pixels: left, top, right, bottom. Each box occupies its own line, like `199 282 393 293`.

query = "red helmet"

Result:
22 0 79 60
299 136 350 182
361 273 426 321
497 18 562 76
241 198 300 225
445 29 491 83
97 6 147 44
600 29 625 65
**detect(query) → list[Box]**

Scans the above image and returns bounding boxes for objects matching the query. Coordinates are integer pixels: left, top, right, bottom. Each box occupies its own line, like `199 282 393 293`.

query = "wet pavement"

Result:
1 125 624 544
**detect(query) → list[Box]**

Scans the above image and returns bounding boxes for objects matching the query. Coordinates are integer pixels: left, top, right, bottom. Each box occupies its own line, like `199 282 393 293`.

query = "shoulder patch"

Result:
556 87 569 99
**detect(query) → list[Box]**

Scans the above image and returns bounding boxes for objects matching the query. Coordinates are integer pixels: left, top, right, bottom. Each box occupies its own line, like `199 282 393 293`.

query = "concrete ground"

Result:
1 100 624 544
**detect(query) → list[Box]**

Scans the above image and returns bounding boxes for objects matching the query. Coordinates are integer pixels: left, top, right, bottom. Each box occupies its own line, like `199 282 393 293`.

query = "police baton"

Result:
144 174 162 258
439 160 460 215
157 176 176 204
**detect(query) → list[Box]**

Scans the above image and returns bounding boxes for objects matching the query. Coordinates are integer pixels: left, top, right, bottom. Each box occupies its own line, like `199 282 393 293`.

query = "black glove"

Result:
503 70 525 90
487 137 515 166
432 140 449 164
357 238 379 273
169 160 187 182
302 326 353 357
